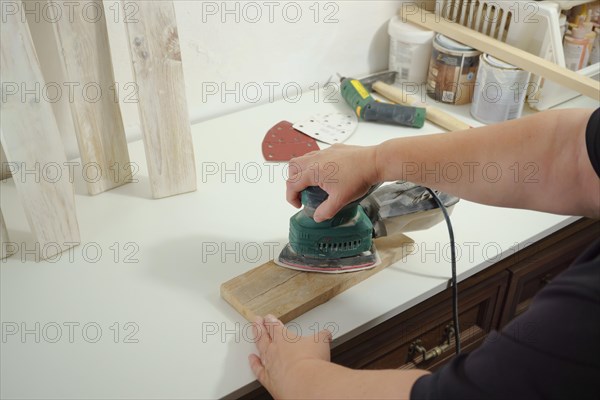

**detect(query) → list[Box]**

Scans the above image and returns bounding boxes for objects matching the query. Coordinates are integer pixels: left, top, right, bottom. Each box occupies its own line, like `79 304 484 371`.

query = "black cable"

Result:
426 188 461 355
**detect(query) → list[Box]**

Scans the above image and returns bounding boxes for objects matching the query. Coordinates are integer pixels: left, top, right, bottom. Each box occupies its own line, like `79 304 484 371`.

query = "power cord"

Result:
426 188 461 355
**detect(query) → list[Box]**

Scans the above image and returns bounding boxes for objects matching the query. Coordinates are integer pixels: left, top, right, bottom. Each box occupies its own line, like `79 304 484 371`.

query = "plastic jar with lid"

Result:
388 16 434 85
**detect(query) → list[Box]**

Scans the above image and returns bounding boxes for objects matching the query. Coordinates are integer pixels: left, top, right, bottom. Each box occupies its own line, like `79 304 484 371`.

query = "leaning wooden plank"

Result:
52 0 131 195
0 209 16 260
123 1 197 198
400 5 600 101
0 145 10 181
221 235 414 323
1 16 80 260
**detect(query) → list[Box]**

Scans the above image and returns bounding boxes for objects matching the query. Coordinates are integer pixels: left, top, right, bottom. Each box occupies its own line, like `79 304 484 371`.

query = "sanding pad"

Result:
262 121 319 161
275 243 381 274
293 112 358 145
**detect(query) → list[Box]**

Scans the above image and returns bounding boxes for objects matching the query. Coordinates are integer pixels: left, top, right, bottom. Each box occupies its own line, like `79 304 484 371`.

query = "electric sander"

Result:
276 182 460 273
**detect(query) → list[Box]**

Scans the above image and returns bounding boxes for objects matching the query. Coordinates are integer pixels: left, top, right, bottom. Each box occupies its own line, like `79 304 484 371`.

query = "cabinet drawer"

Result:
332 270 509 370
499 220 600 327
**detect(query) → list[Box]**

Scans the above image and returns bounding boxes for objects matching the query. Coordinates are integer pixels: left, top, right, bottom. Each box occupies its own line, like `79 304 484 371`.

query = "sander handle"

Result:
302 184 382 218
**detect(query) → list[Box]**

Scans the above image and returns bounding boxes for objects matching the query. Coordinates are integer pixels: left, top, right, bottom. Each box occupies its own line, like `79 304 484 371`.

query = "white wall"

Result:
27 0 405 159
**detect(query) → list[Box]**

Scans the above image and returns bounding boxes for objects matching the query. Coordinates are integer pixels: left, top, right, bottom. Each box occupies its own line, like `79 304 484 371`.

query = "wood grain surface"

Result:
0 145 10 181
0 209 15 260
221 235 414 323
53 0 131 195
1 16 80 259
124 1 197 198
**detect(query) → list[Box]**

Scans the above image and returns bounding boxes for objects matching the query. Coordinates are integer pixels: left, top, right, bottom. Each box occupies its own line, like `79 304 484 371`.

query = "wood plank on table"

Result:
52 0 131 195
221 235 414 323
123 0 196 198
1 15 80 260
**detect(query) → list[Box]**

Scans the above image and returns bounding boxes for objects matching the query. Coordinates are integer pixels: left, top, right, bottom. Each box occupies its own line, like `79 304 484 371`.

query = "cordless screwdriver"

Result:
339 75 426 128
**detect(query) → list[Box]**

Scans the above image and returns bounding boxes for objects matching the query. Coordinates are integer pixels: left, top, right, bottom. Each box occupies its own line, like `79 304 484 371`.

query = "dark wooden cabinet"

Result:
333 269 508 371
231 218 599 400
498 220 599 327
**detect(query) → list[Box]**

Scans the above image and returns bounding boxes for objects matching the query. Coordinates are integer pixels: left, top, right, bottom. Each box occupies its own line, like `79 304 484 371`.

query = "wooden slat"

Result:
123 1 197 198
1 16 80 260
52 0 131 195
401 5 600 101
0 145 11 181
0 209 15 260
221 235 414 323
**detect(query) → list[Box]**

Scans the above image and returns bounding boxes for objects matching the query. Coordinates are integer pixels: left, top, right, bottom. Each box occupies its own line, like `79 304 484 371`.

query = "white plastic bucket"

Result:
388 16 434 85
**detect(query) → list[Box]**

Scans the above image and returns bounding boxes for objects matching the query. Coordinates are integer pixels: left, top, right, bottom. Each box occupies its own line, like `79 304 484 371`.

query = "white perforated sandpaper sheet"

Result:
293 112 358 144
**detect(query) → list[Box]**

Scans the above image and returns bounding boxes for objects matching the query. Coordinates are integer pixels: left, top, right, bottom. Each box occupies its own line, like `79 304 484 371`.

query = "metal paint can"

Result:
426 34 481 105
470 54 531 124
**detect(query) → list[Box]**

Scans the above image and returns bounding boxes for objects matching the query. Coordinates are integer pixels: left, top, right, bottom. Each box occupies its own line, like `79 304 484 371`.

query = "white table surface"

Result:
1 88 595 399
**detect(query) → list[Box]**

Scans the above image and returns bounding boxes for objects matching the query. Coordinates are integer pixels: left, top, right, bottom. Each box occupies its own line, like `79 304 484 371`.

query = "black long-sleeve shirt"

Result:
411 108 600 400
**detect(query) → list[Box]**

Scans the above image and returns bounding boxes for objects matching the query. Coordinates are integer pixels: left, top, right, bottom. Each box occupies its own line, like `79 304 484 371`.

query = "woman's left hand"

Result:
248 315 332 398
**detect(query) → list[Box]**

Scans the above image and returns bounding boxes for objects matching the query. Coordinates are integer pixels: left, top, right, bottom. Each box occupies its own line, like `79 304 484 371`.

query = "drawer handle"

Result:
407 324 455 365
540 274 553 285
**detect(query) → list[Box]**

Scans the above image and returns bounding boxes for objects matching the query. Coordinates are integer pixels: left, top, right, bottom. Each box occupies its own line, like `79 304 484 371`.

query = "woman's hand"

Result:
286 144 380 222
248 315 333 399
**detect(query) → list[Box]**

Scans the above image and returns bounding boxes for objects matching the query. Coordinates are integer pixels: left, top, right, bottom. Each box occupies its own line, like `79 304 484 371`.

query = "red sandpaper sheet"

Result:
262 121 319 161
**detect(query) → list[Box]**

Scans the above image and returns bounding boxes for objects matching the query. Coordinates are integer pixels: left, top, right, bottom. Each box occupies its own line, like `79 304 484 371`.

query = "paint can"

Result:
470 54 531 124
426 34 480 105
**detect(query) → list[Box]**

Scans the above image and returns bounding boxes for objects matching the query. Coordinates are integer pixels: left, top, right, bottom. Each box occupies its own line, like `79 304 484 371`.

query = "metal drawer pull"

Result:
540 274 553 285
407 324 455 364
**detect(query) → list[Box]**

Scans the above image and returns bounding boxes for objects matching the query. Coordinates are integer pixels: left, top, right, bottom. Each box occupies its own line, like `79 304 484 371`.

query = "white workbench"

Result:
0 89 595 399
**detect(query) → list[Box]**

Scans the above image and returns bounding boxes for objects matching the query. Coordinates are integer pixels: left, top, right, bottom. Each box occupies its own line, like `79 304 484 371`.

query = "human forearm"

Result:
374 109 599 217
284 359 428 400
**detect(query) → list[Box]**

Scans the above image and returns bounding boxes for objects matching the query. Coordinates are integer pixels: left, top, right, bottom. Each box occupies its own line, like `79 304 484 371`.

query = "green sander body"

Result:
276 183 461 274
277 186 380 273
289 188 373 259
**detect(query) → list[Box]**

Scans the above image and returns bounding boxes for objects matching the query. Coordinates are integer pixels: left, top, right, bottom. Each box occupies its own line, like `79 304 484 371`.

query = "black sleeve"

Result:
410 239 600 400
586 107 600 179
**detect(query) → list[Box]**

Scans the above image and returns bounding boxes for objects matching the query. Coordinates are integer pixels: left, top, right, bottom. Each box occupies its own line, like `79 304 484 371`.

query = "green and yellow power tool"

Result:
339 75 426 128
276 183 460 273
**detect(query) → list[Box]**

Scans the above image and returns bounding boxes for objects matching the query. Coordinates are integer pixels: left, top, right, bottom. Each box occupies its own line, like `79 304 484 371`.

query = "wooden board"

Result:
52 0 131 195
0 145 10 181
221 235 414 323
0 209 15 260
1 16 80 260
401 5 600 101
124 1 197 199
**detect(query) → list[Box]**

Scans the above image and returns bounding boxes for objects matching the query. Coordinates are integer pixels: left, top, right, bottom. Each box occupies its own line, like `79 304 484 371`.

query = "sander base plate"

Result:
275 243 381 274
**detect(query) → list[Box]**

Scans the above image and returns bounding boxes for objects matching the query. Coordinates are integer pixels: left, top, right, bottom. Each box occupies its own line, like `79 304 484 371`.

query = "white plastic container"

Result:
564 26 592 71
388 16 434 85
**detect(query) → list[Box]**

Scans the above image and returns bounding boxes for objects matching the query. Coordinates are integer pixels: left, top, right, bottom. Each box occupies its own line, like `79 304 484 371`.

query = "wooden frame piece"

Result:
400 5 600 101
0 210 16 260
0 145 11 181
124 0 197 198
1 16 80 260
52 0 131 195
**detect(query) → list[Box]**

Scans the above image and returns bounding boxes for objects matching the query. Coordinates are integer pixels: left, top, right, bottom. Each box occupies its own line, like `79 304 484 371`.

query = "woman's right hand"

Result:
286 144 380 222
